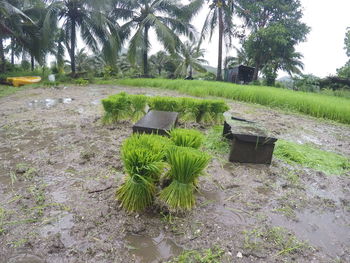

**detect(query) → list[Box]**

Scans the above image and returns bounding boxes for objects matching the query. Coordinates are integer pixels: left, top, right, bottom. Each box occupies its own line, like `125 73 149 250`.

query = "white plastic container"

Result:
48 74 55 82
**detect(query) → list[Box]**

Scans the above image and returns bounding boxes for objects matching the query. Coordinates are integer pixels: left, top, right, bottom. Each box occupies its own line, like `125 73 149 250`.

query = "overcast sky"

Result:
149 0 350 78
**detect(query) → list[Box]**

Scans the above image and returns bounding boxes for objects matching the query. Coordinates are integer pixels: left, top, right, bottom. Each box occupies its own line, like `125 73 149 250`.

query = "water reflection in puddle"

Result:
125 232 183 263
28 98 73 108
199 190 247 226
270 210 350 257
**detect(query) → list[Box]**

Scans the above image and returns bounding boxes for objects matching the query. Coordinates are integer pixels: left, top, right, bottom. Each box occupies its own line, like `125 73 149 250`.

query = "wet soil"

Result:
0 85 349 263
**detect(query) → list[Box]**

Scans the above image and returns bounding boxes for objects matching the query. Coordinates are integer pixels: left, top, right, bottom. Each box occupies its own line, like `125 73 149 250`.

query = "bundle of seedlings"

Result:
102 92 132 123
116 134 173 212
160 146 211 211
102 93 229 125
168 128 204 149
129 95 149 122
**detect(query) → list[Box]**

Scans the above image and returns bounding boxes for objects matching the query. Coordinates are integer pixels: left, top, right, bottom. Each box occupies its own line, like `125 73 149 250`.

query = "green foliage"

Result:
292 74 320 92
74 78 89 86
203 126 230 156
117 133 212 212
117 134 172 212
149 96 229 124
160 146 210 211
274 140 350 175
167 246 224 263
112 78 350 124
102 92 229 125
102 92 133 123
169 129 204 149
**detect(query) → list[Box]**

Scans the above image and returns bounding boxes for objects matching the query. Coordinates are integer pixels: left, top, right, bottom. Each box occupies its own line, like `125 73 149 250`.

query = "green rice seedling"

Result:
169 129 204 149
197 100 214 124
117 147 165 212
111 79 350 125
274 140 350 175
149 96 183 113
210 100 230 123
180 98 199 122
129 95 148 122
122 133 173 163
160 146 211 211
102 92 132 123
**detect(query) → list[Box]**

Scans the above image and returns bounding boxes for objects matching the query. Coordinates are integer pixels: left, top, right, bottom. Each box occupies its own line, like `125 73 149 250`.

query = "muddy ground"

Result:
0 84 349 263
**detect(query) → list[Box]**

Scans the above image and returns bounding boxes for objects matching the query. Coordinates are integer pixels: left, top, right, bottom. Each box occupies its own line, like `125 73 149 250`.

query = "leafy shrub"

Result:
160 146 210 211
74 78 89 86
116 134 172 212
169 129 204 149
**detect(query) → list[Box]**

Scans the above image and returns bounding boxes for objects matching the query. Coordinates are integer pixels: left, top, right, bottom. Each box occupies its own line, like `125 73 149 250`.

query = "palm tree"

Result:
112 0 202 77
47 0 119 76
199 0 235 81
175 41 208 79
149 51 169 76
0 0 33 72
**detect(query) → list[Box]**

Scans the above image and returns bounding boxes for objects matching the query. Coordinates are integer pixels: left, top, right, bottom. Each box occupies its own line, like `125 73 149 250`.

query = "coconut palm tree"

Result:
111 0 203 77
149 51 169 76
46 0 119 76
199 0 235 81
175 41 208 79
0 0 33 72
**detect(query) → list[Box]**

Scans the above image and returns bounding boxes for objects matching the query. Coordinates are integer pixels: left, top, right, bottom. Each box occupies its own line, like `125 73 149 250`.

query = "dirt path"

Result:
0 85 349 263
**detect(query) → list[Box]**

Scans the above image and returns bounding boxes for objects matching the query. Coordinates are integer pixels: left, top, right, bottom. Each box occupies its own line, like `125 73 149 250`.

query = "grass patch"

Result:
101 78 350 124
203 126 230 156
167 246 224 263
0 85 24 99
274 140 350 175
244 226 309 257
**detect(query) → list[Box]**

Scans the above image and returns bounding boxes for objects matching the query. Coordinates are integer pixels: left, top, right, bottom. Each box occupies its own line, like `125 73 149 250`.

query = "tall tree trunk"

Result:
158 67 161 76
11 38 15 65
0 38 6 73
216 6 224 81
189 65 193 78
253 62 260 81
70 18 76 77
31 55 35 71
143 25 149 77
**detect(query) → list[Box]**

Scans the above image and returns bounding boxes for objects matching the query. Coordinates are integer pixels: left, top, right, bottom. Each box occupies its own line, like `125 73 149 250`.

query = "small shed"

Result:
224 65 255 84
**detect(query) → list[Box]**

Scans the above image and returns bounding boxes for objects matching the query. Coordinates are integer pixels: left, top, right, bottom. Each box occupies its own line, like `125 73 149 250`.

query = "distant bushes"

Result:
113 79 350 125
101 92 229 124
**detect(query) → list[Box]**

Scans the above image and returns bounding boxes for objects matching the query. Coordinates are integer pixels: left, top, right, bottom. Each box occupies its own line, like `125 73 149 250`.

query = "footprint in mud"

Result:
125 232 183 263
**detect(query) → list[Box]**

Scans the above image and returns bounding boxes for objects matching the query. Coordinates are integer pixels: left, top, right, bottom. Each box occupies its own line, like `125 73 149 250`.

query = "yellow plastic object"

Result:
6 76 41 87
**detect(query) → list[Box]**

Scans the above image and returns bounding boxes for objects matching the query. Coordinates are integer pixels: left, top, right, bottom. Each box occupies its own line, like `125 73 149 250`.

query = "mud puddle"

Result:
125 232 183 263
28 98 73 108
199 190 247 226
270 210 350 257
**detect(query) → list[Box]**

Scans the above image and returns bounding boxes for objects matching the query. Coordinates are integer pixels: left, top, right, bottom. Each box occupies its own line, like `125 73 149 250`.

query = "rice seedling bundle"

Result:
117 134 172 212
114 79 350 125
102 92 229 124
160 146 211 211
169 129 204 149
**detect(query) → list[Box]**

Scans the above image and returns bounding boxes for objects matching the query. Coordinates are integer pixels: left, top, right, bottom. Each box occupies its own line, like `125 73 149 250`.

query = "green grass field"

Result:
97 79 350 124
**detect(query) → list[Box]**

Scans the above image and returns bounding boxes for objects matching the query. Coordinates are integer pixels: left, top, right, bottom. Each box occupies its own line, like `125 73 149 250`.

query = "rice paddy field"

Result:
0 82 349 263
98 78 350 125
